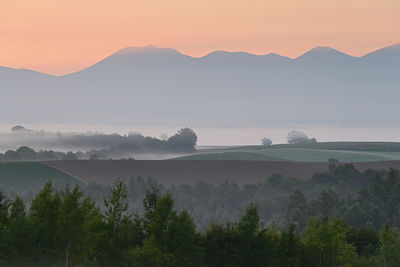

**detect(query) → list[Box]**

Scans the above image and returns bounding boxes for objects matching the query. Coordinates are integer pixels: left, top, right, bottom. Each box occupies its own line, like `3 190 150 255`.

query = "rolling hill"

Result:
177 142 400 162
176 149 400 162
0 162 82 192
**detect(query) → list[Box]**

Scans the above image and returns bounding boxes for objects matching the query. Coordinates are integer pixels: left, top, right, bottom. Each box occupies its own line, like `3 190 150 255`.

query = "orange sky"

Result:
1 0 399 75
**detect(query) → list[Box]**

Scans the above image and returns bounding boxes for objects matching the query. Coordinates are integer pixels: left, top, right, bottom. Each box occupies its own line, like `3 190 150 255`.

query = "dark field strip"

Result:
43 160 400 186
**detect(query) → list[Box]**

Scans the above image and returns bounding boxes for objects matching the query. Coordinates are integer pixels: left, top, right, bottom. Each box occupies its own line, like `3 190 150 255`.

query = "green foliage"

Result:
29 181 62 264
127 240 174 267
347 226 379 260
0 181 400 266
99 180 133 266
2 166 400 266
58 186 87 266
270 223 304 267
141 189 203 266
304 217 358 266
377 224 400 267
204 222 240 267
6 196 32 265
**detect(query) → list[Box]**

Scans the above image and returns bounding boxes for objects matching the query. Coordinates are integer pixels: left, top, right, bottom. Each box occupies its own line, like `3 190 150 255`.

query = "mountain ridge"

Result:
0 42 399 127
1 43 398 76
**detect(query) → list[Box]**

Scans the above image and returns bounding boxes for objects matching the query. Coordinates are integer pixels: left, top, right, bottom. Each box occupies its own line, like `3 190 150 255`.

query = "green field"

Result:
174 151 288 161
177 142 400 162
0 162 82 192
272 142 400 152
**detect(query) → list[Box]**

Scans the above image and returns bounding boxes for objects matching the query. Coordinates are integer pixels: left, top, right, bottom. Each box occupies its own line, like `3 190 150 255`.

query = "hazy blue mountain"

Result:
1 43 399 126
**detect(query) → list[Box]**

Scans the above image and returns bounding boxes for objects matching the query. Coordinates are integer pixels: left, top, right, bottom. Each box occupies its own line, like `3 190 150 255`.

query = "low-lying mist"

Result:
0 125 198 160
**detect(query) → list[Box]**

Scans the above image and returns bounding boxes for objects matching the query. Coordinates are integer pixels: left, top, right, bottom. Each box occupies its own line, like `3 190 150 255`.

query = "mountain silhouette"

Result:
1 44 399 126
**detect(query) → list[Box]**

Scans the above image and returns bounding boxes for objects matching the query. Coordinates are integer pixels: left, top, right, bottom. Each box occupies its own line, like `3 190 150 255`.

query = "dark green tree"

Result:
99 180 133 266
7 196 33 265
377 224 400 267
29 181 62 264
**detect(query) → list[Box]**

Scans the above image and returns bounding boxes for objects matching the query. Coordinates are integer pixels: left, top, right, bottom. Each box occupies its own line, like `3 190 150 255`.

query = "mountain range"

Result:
1 43 400 127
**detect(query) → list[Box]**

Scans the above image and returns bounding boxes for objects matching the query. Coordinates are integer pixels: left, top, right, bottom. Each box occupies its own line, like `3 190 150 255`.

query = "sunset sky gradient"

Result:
1 0 399 75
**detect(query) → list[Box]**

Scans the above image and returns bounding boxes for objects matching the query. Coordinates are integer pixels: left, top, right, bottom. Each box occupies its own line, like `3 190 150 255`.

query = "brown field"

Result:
43 160 400 186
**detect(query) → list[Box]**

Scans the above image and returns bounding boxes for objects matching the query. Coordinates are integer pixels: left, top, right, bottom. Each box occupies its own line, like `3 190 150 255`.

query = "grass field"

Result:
173 151 288 161
0 162 82 192
180 142 400 162
271 142 400 152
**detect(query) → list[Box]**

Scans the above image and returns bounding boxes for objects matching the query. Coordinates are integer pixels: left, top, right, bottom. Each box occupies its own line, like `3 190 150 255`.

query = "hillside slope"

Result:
177 148 400 162
0 162 82 192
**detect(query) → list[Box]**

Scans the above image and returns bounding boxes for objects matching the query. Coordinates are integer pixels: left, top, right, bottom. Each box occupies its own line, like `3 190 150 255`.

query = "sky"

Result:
1 0 399 75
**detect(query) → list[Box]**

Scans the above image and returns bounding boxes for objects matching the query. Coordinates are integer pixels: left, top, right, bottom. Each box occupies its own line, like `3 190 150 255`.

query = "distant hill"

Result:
175 142 400 162
1 43 399 126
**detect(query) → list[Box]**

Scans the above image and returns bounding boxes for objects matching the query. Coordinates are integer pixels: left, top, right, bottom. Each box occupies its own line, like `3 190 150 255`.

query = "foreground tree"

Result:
99 181 133 266
304 217 358 266
29 182 62 264
135 189 203 266
270 223 304 267
57 186 99 266
377 224 400 267
6 196 32 265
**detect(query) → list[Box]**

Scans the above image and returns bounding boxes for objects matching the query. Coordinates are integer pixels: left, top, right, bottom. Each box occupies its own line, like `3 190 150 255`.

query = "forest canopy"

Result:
1 173 400 266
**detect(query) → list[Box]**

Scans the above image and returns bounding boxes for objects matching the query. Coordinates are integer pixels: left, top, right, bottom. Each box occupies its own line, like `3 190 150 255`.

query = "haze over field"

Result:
1 124 400 147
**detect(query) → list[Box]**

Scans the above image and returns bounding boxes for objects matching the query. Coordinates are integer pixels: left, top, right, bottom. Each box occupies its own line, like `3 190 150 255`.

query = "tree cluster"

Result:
287 130 317 145
0 128 198 161
286 168 400 232
1 163 388 231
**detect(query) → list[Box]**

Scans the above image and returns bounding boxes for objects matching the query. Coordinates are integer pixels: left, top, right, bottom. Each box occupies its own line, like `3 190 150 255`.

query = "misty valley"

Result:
1 6 399 264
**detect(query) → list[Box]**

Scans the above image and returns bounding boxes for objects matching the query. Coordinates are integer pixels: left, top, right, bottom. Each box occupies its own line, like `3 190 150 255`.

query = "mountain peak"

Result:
108 45 185 59
298 46 350 57
310 46 339 52
203 50 257 58
115 45 160 54
295 46 354 63
100 45 183 62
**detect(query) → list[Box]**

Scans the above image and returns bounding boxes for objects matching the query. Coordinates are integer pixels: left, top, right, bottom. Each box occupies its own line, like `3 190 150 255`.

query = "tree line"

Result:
82 163 390 230
1 179 400 266
1 163 396 231
0 128 198 161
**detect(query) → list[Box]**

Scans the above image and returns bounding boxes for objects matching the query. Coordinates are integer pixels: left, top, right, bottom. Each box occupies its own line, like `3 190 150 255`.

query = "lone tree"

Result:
167 128 198 152
261 137 272 146
287 130 317 145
